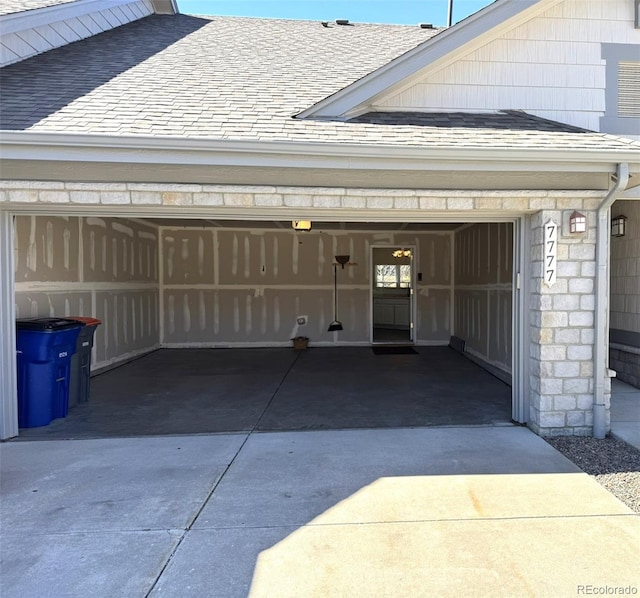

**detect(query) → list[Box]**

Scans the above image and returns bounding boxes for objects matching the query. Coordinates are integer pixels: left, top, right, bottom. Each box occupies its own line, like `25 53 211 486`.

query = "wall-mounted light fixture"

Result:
392 249 412 258
569 211 587 234
292 220 312 232
611 215 627 237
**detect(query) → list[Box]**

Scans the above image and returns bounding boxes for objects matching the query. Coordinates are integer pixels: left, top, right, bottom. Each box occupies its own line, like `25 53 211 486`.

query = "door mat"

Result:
372 346 418 355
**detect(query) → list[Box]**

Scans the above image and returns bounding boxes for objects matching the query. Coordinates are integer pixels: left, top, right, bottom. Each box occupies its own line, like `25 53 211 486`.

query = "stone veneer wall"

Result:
0 181 607 436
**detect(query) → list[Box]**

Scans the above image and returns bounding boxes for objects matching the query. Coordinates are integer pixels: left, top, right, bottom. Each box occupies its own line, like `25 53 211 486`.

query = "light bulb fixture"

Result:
611 215 627 237
569 211 587 234
392 249 412 258
292 220 312 232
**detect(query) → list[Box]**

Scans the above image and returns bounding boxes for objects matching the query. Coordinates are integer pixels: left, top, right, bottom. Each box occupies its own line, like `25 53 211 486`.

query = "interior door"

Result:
371 246 414 344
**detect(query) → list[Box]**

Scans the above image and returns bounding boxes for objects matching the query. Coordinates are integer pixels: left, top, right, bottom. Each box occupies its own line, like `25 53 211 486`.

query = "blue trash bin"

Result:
16 318 82 428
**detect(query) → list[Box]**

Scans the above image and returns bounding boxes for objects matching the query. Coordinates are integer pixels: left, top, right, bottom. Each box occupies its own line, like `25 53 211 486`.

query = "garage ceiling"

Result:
142 219 466 231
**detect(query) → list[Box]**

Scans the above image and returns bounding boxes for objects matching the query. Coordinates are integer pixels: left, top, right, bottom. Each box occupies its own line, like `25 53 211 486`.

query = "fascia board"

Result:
297 0 562 120
0 131 637 174
0 0 141 35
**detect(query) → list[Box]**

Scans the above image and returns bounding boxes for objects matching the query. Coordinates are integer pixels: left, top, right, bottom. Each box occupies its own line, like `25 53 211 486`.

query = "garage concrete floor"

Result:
17 347 512 439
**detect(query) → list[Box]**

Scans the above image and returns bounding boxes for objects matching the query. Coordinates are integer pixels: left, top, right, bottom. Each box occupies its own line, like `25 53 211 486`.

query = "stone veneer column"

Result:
528 206 603 436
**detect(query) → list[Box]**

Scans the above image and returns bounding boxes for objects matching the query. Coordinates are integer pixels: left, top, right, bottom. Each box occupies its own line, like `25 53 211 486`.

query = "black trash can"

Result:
16 318 82 428
67 317 102 407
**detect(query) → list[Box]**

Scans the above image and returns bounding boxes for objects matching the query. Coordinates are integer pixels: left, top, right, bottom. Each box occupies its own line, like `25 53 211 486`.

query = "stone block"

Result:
40 191 70 203
312 195 341 208
567 345 593 361
581 329 594 344
197 193 224 206
283 194 312 207
554 361 581 378
419 197 447 210
255 194 284 207
3 180 64 189
566 410 586 427
581 262 596 278
70 191 100 204
577 395 594 410
569 311 594 327
554 328 580 344
8 190 39 202
367 197 394 209
556 261 580 277
563 379 590 394
502 197 530 211
552 295 579 310
394 197 419 209
538 411 566 428
342 196 366 208
447 197 474 210
540 378 563 394
101 191 130 204
568 278 594 294
475 198 501 209
580 295 595 310
131 191 161 205
554 395 577 410
569 244 596 260
541 311 568 327
540 345 566 360
162 192 193 206
530 198 557 210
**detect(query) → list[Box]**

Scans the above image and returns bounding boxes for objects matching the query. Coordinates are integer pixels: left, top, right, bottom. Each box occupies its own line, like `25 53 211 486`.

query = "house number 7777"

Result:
544 219 557 287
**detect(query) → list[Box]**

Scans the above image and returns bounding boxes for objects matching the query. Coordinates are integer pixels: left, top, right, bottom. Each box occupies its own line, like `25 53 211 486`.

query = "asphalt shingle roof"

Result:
1 13 638 153
0 0 79 16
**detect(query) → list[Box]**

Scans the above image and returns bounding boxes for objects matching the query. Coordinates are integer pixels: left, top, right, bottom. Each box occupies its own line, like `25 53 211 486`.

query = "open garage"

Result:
12 215 516 438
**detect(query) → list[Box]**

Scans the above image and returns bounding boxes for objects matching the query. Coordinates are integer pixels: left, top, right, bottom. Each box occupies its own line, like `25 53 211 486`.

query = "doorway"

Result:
371 246 414 344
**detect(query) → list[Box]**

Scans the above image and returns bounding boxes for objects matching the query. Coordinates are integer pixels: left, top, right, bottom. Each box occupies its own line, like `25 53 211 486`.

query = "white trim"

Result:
512 215 530 424
92 343 160 373
2 204 525 224
1 0 148 35
1 131 636 172
0 211 18 439
297 0 562 119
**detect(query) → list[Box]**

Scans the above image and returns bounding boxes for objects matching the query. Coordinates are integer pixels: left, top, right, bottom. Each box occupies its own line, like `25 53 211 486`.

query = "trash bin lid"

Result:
16 318 81 331
67 316 101 326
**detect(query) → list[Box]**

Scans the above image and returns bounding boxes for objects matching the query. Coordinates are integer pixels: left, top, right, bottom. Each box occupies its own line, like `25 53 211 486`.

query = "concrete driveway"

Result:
1 426 638 597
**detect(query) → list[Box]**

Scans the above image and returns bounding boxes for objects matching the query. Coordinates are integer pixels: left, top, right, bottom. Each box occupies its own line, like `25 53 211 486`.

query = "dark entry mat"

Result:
372 346 418 355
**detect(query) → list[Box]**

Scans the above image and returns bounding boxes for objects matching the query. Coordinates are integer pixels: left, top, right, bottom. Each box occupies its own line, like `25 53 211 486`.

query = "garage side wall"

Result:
454 223 513 380
14 216 160 371
161 227 452 345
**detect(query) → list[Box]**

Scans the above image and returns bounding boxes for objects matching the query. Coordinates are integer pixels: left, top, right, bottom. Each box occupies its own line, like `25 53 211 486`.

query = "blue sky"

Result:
176 1 494 27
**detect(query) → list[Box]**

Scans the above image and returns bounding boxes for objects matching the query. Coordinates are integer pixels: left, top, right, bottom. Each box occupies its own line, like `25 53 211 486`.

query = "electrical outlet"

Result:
297 315 308 326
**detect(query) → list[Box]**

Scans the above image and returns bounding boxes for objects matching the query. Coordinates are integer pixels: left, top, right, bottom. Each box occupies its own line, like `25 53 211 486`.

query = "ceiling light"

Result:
292 220 312 232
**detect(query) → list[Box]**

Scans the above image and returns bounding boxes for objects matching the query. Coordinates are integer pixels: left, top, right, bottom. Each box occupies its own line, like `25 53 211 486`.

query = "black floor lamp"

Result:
328 255 349 332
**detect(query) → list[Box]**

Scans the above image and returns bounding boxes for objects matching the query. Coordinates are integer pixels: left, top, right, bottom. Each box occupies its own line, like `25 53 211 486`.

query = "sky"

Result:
176 1 494 27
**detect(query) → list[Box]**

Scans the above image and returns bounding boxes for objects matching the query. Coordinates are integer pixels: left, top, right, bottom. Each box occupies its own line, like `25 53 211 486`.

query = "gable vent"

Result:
618 62 640 117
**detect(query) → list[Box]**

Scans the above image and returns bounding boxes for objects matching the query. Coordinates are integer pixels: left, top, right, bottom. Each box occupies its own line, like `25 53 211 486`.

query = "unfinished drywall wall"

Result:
14 216 159 371
610 200 640 387
161 227 453 346
454 223 513 379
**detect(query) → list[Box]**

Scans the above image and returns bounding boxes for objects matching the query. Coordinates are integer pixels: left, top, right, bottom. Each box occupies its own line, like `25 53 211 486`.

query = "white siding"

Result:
376 0 640 133
0 0 154 67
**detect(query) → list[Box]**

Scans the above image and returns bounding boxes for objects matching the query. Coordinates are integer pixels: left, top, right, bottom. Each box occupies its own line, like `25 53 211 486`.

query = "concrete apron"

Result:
1 427 638 598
